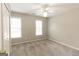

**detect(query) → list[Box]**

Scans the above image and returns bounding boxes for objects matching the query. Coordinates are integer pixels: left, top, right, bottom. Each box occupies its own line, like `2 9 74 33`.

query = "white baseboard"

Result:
50 39 79 51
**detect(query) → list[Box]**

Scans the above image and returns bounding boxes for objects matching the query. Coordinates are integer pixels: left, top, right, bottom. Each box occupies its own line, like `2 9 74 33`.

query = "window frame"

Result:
35 20 43 36
10 17 22 38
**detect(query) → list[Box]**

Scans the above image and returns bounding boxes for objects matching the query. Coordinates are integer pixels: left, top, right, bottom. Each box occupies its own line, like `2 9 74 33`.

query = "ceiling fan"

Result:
39 4 54 17
34 3 54 17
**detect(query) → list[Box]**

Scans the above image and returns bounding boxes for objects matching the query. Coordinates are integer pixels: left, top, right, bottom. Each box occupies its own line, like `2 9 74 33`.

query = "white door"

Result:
2 4 10 55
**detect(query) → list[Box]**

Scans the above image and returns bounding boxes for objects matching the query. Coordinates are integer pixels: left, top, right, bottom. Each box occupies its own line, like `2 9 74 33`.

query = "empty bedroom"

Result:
1 3 79 56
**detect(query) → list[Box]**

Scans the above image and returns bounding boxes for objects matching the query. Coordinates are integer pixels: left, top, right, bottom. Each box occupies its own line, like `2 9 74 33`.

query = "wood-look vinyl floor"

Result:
11 40 79 56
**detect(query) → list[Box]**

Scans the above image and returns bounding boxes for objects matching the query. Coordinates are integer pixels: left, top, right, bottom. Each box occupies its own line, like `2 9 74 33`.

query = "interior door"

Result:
2 4 10 55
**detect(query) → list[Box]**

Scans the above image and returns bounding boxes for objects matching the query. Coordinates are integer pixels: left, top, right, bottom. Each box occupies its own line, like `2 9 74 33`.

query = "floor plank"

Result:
10 40 79 56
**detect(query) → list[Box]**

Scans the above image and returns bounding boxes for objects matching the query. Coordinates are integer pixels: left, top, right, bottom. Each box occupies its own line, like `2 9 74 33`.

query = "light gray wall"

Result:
48 8 79 49
11 12 48 44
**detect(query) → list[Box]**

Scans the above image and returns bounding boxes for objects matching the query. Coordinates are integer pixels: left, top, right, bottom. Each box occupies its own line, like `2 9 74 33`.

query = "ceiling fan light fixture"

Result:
45 7 49 11
43 11 47 17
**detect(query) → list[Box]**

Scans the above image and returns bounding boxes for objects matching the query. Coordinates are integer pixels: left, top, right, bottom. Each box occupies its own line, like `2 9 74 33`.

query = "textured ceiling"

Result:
9 3 79 17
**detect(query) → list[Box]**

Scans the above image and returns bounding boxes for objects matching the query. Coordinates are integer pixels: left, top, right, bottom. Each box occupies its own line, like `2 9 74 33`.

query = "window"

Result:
10 17 21 38
36 20 42 35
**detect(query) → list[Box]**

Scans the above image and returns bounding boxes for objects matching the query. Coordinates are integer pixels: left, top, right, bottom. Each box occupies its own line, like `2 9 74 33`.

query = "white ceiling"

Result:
9 3 79 17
